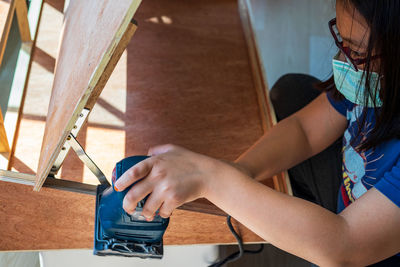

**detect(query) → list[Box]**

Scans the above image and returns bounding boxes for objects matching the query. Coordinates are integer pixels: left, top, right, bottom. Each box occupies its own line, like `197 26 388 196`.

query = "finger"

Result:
141 191 164 221
158 201 177 219
148 144 178 156
123 180 154 215
115 158 154 191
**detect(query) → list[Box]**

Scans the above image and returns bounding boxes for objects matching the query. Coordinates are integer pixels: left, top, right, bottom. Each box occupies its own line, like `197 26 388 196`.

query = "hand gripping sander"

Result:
94 156 170 258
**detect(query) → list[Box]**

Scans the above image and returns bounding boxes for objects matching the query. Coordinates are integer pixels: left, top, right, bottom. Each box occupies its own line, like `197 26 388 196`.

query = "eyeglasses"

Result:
329 18 379 72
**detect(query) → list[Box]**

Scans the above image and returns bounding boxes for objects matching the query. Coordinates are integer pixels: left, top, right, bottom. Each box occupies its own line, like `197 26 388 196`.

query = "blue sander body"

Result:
94 156 169 258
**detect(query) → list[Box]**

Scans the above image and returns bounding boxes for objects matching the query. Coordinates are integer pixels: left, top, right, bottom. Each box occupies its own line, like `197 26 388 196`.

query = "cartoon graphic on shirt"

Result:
342 105 384 203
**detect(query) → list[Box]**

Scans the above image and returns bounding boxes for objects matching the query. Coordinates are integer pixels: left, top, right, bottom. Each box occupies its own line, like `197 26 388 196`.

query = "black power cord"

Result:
208 215 264 267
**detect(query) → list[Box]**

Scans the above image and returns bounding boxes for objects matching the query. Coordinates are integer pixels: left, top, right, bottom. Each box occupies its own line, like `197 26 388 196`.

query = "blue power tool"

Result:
94 156 169 258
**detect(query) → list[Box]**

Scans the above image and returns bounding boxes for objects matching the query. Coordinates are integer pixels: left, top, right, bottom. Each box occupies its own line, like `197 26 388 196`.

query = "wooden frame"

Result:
0 0 44 169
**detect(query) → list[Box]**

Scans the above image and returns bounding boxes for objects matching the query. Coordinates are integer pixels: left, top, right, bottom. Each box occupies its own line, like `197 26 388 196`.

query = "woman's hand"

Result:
114 144 227 221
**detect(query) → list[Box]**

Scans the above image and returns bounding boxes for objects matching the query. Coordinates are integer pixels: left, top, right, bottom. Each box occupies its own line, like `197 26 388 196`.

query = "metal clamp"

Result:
48 108 110 187
50 108 90 175
67 134 109 186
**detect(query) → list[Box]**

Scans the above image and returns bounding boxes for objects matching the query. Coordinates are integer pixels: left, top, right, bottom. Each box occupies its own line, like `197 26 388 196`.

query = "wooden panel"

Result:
0 169 35 185
0 182 262 251
6 0 273 249
35 0 142 190
0 0 15 67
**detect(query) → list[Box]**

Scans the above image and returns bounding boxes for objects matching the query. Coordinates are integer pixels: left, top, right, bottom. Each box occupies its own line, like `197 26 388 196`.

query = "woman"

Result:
115 0 400 266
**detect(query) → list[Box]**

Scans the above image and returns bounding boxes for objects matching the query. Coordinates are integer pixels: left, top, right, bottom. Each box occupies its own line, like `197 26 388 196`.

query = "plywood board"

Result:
35 0 142 190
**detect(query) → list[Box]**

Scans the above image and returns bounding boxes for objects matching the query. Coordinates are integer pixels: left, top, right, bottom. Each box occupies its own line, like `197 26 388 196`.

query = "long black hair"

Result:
321 0 400 151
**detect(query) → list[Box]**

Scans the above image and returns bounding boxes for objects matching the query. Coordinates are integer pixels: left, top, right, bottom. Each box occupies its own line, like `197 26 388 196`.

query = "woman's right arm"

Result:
235 93 348 181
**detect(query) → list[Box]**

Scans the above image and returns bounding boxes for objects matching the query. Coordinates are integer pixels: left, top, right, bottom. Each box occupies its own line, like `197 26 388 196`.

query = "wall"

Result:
246 0 337 87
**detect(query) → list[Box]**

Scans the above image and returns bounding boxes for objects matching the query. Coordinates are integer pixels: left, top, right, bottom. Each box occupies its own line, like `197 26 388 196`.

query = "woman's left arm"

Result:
114 145 400 267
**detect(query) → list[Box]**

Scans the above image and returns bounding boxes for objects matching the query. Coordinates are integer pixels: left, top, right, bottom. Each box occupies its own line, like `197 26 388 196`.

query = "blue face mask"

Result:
332 57 382 107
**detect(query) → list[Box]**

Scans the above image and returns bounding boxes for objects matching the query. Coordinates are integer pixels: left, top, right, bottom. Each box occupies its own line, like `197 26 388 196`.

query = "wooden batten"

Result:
0 169 35 185
15 0 31 43
238 0 291 195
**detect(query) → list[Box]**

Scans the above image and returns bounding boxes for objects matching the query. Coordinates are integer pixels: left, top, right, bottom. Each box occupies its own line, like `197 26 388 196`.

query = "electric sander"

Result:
94 156 169 258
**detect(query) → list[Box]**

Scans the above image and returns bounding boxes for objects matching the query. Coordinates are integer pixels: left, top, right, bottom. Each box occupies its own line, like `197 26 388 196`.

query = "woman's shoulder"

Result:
326 89 355 117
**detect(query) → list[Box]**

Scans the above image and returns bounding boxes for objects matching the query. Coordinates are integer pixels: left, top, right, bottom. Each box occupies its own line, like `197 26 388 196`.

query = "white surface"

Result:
309 35 337 80
40 245 219 267
0 252 40 267
245 0 336 86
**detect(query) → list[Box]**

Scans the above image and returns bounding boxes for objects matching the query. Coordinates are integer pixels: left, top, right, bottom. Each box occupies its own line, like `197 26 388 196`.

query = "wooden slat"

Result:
0 110 10 152
14 0 31 42
84 22 137 110
0 169 35 185
34 0 142 191
0 0 15 67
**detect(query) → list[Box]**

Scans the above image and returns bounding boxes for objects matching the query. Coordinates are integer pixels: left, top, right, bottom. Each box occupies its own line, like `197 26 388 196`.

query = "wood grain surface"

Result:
0 183 262 251
35 0 142 190
4 0 277 250
5 0 45 170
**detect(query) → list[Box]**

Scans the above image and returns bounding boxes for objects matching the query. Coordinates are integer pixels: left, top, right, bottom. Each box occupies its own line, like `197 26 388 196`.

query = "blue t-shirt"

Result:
326 91 400 213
